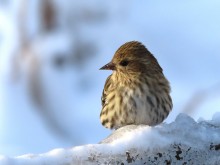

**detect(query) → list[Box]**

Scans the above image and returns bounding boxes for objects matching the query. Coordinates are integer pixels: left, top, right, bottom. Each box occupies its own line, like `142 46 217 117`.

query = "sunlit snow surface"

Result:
1 113 220 165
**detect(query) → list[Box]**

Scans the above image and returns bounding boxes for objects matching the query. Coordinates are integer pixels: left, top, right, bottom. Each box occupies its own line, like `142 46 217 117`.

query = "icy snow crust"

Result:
1 113 220 165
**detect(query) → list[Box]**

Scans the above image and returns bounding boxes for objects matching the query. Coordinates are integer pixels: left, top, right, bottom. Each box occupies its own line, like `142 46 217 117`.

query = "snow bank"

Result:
1 113 220 165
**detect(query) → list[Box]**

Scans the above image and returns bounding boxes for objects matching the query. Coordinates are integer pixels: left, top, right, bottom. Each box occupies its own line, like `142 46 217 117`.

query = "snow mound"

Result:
1 113 220 165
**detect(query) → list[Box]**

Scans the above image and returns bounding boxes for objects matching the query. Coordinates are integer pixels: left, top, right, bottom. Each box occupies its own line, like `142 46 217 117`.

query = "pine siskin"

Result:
100 41 172 129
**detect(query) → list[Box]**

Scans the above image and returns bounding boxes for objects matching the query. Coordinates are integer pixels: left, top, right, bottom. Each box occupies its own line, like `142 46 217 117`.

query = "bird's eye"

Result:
119 60 129 66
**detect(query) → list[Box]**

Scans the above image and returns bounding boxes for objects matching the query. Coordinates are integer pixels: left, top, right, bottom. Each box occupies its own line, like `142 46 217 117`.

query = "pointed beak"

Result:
99 62 116 70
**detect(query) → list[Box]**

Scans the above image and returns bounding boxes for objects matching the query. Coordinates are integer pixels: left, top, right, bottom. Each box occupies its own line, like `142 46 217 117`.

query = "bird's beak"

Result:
99 62 115 70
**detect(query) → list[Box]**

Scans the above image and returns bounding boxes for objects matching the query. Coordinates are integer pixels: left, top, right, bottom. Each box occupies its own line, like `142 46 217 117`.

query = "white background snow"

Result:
0 0 220 160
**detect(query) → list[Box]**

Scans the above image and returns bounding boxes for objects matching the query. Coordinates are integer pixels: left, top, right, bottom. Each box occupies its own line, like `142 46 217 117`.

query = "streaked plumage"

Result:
100 41 172 129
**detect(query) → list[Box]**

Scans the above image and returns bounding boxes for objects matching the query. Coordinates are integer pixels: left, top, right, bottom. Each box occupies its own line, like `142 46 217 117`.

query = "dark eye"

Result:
119 60 129 66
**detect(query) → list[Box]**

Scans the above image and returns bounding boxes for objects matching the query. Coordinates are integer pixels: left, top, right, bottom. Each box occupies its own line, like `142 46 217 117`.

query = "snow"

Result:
1 113 220 165
212 112 220 126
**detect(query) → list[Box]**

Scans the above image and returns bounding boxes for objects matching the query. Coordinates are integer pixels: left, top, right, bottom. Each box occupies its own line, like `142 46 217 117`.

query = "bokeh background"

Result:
0 0 220 156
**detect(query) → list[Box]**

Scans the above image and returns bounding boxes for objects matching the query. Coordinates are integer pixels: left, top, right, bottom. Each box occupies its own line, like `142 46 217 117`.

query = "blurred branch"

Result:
70 39 97 69
9 0 109 144
10 0 80 143
182 82 220 115
27 53 79 142
11 0 28 82
40 0 56 32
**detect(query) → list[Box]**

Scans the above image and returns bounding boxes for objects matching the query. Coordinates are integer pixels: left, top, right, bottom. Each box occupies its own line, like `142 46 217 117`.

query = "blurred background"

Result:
0 0 220 157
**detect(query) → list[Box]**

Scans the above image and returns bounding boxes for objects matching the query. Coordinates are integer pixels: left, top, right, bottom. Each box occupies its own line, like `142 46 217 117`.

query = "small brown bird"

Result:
100 41 172 129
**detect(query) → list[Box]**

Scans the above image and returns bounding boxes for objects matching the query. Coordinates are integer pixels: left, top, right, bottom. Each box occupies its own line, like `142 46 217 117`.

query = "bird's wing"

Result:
101 75 112 107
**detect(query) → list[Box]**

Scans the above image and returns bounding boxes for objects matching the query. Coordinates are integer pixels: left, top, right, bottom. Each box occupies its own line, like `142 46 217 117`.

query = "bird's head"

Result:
100 41 162 77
